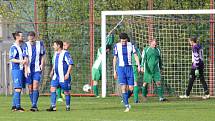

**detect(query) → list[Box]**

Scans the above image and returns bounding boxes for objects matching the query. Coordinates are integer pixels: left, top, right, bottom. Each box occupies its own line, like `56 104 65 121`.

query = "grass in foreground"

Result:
0 95 214 121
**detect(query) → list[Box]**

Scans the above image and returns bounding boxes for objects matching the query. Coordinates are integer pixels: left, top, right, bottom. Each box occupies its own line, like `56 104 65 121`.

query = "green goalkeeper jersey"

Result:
141 46 162 74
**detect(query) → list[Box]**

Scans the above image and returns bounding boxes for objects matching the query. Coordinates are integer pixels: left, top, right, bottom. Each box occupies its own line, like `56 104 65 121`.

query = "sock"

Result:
65 94 71 107
142 86 148 97
51 92 56 107
157 86 163 98
134 86 139 102
128 90 133 98
57 88 62 99
12 92 16 107
32 90 39 107
93 85 99 96
14 91 21 108
29 92 33 105
122 92 129 107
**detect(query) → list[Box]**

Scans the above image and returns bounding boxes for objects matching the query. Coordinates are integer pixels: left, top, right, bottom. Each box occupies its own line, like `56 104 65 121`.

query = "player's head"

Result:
28 31 36 42
12 31 23 42
53 40 63 51
189 36 197 46
63 41 70 50
119 32 129 45
106 45 111 54
149 38 157 48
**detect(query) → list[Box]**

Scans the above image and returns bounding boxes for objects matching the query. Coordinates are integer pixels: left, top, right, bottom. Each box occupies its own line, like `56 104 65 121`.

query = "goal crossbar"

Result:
101 9 215 98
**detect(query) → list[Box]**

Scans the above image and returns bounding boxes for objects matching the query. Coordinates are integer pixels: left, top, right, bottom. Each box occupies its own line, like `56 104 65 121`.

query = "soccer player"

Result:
25 31 45 111
47 40 73 111
132 45 142 103
141 39 167 102
113 33 140 112
9 31 27 112
92 45 111 98
179 37 210 99
56 41 70 102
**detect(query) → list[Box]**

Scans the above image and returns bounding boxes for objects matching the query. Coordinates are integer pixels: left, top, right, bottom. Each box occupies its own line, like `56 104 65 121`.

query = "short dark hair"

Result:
119 32 129 40
28 31 36 37
54 40 63 49
190 36 197 43
12 31 22 40
106 45 111 50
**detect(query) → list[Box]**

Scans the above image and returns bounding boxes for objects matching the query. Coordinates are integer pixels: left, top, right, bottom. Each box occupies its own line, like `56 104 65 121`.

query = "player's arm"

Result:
64 52 74 80
140 48 146 72
134 53 141 72
113 56 117 80
40 41 46 71
9 47 26 64
113 44 118 80
157 48 163 71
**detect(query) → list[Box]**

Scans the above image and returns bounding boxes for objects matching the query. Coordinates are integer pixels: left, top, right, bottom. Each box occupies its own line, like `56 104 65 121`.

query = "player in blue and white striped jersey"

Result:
25 31 45 111
47 40 73 111
9 31 27 112
113 33 141 112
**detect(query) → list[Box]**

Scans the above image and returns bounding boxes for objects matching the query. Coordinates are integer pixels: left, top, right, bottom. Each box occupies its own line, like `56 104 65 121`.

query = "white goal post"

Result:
101 9 215 98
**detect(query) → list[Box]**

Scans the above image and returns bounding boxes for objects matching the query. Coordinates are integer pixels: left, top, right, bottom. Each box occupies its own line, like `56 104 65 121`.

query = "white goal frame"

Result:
101 9 215 98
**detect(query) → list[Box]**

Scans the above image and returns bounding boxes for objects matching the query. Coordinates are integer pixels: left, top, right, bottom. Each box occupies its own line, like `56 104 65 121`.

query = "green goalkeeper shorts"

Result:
143 71 161 83
92 68 101 81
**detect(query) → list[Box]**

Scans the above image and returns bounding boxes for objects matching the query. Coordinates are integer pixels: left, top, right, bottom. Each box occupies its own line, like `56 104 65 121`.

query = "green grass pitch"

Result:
0 95 214 121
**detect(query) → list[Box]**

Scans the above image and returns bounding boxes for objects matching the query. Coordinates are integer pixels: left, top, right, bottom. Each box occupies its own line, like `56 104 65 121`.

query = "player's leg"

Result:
141 82 148 101
198 66 210 99
126 66 134 99
30 72 41 111
57 87 63 102
185 69 196 97
46 80 58 111
61 78 71 111
154 72 167 101
12 70 25 112
92 68 101 97
142 71 151 101
133 65 139 103
26 73 33 106
117 67 129 112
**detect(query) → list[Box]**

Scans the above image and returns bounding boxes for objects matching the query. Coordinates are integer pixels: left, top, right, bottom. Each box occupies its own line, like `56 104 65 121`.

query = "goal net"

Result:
101 10 215 97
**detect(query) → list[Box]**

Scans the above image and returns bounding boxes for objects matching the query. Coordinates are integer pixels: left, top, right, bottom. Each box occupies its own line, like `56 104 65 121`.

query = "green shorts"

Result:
92 68 101 81
132 65 139 82
143 71 161 83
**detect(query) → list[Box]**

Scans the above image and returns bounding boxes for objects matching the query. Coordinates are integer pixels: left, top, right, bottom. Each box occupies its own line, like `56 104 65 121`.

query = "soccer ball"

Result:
83 84 91 92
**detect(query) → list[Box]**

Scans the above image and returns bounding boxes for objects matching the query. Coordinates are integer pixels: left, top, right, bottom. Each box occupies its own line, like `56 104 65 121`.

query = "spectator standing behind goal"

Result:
113 33 140 112
179 37 210 99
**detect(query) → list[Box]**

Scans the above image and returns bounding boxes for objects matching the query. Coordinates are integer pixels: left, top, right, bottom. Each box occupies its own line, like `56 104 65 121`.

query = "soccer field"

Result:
0 96 214 121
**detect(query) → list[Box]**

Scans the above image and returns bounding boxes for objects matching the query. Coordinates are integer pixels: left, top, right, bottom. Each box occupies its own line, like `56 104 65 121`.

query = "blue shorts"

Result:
117 66 134 86
11 70 24 89
26 71 42 85
51 77 71 91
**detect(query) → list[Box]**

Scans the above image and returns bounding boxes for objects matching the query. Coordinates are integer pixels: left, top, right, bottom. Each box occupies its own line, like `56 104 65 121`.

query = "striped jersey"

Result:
9 43 27 70
192 44 204 69
25 41 46 73
52 50 73 82
114 42 136 67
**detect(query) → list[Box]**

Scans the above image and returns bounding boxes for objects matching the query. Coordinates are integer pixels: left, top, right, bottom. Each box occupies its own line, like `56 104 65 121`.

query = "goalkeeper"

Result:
179 37 209 99
141 39 167 101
